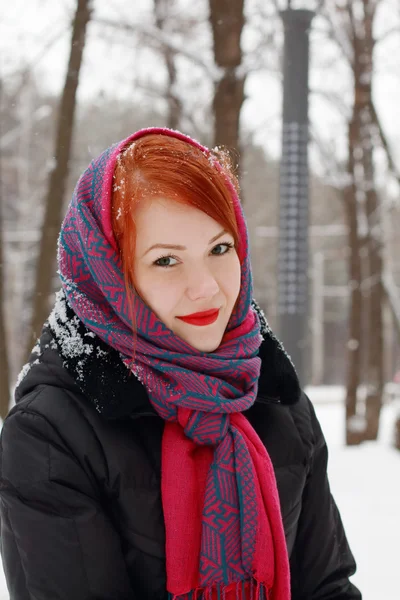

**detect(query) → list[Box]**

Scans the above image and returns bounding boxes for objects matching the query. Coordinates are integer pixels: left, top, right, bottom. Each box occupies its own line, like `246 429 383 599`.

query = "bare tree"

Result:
349 0 384 442
208 0 245 164
321 0 386 443
25 0 92 360
0 203 9 419
0 81 11 419
343 116 364 445
361 7 385 440
153 0 183 129
368 63 400 450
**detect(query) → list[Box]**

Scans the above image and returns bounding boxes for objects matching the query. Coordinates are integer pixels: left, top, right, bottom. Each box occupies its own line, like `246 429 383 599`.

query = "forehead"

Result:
134 197 223 240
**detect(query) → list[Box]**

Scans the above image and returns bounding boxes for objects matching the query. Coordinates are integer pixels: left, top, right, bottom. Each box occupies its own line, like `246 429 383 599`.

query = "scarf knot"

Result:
179 409 230 446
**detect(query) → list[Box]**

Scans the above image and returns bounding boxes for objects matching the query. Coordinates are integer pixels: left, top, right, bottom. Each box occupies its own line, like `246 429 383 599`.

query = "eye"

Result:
154 255 179 268
211 242 234 256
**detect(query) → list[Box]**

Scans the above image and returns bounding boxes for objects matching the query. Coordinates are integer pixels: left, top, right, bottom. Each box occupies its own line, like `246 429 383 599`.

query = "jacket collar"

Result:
29 293 301 419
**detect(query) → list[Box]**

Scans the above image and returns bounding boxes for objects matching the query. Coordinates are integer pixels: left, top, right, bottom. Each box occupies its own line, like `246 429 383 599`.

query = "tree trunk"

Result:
344 8 365 445
208 0 245 166
0 81 11 417
0 211 9 420
24 0 92 361
344 129 364 445
343 0 384 445
395 416 400 451
154 0 182 130
361 2 384 440
363 156 384 440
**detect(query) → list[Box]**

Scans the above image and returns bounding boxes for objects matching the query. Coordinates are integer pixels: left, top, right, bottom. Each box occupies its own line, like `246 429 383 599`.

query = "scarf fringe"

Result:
168 580 270 600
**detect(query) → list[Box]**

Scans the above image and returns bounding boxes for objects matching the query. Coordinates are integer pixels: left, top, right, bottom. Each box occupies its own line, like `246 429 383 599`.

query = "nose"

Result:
185 264 219 302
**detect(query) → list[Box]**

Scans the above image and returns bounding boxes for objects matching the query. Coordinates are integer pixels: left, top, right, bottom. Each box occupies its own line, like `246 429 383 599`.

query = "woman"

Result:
0 128 361 600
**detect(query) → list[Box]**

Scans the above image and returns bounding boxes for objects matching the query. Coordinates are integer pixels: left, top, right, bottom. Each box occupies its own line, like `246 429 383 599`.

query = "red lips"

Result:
177 308 220 326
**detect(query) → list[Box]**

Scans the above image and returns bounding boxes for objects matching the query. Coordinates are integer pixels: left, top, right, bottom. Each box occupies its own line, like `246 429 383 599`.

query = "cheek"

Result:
133 265 183 319
218 255 241 304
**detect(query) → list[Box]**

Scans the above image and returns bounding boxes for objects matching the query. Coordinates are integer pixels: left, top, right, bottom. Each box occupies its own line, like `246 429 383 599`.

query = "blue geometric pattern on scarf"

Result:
200 426 258 585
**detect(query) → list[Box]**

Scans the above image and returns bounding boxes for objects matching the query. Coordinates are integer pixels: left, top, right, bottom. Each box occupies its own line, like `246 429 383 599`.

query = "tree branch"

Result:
95 17 221 81
310 86 351 119
376 26 400 44
370 99 400 185
5 26 70 98
317 3 353 66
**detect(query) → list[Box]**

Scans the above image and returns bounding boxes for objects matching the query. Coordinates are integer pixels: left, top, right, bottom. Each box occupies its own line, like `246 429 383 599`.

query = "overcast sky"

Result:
2 0 400 185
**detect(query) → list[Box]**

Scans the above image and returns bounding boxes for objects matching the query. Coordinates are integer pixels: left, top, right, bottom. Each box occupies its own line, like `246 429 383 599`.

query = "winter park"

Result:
1 0 400 599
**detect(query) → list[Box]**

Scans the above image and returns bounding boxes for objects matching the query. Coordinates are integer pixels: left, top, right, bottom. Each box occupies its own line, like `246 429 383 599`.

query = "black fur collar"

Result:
44 291 301 419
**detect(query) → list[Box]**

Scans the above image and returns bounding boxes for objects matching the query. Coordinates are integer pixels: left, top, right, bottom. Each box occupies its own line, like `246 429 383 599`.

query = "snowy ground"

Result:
0 386 398 599
306 386 400 600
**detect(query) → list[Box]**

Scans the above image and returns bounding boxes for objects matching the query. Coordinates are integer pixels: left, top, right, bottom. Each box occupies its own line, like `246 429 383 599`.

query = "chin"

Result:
185 334 223 353
196 342 220 353
173 326 223 352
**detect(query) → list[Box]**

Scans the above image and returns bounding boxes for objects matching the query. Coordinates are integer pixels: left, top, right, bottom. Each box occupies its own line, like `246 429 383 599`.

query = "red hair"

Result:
111 134 240 294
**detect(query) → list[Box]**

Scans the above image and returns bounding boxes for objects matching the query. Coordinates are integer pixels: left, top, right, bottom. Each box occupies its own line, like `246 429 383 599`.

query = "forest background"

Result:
1 0 400 448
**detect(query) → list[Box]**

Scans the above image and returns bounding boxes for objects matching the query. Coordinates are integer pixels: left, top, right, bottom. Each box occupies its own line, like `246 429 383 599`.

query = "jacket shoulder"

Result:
1 384 108 491
287 391 320 461
8 381 98 441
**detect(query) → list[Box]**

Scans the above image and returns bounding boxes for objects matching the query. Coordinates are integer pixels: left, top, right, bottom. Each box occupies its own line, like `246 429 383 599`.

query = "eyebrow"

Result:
142 229 228 256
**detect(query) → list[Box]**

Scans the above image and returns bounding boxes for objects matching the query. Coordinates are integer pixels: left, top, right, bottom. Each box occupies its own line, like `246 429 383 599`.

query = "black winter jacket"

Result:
0 304 361 600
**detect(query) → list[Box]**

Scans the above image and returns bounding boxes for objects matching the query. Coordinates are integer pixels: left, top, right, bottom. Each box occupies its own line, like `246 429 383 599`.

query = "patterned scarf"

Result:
58 128 290 600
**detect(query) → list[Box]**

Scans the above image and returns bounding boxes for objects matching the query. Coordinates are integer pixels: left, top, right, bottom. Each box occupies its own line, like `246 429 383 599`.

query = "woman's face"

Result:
133 197 241 352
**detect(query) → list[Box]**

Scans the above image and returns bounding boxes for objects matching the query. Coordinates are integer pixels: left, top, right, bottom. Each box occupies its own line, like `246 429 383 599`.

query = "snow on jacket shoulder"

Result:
0 313 362 600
